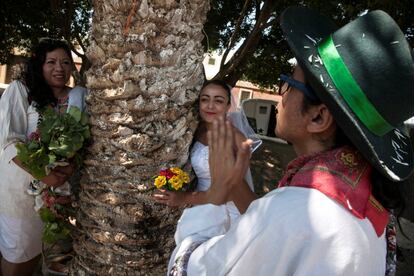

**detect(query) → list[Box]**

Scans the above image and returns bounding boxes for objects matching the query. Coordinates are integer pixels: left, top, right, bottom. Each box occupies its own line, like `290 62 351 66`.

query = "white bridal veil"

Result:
227 90 262 153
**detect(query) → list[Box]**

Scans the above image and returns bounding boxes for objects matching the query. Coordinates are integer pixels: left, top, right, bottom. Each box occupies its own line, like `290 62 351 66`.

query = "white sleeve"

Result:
68 86 88 112
187 187 386 276
0 81 29 162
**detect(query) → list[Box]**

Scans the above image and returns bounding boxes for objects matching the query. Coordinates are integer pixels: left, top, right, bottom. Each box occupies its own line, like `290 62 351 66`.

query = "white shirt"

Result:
0 81 37 218
187 187 386 276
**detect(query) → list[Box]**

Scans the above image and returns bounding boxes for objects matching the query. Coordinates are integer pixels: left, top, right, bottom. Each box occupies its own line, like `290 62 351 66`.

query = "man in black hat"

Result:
168 7 414 276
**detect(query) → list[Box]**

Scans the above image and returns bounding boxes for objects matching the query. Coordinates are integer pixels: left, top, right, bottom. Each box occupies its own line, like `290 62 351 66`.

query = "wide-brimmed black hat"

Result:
280 7 414 181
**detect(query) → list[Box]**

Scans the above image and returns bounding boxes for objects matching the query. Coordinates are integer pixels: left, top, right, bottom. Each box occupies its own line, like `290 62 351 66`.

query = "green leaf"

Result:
68 106 82 122
16 143 48 179
42 220 72 244
80 112 89 126
39 208 56 223
27 140 41 151
15 105 90 178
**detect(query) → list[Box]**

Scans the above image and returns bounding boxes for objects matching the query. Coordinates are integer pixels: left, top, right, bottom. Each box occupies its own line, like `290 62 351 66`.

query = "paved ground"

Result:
250 138 414 276
250 138 295 196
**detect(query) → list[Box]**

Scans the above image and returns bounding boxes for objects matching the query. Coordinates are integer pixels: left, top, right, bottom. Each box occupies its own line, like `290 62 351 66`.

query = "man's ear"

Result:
306 104 335 134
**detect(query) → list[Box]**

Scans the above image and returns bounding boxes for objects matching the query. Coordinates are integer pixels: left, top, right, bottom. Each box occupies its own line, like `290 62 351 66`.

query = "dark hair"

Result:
24 38 73 109
299 81 322 114
300 82 404 213
201 79 232 104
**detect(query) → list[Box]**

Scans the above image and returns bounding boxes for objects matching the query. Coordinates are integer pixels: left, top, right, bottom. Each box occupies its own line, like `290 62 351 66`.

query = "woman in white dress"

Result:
0 38 86 276
153 80 261 275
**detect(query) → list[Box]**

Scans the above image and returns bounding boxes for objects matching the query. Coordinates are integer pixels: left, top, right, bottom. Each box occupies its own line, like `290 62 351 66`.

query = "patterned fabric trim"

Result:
385 213 397 276
169 241 203 276
55 95 69 114
278 146 389 237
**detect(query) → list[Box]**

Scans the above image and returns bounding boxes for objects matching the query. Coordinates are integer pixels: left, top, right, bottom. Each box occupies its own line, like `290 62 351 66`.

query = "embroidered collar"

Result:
278 146 389 237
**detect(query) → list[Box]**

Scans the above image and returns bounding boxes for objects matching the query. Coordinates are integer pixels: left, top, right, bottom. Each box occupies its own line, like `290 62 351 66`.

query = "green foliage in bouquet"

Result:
39 207 72 244
15 106 90 179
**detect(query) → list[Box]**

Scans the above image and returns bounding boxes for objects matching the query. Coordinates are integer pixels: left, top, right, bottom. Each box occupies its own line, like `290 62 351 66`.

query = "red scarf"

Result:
278 146 389 237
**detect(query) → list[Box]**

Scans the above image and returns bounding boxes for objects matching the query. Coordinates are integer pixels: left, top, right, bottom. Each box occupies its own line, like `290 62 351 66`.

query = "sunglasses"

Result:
278 74 319 102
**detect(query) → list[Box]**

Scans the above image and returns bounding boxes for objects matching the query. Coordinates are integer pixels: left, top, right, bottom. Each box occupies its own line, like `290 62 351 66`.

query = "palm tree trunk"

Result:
70 0 209 274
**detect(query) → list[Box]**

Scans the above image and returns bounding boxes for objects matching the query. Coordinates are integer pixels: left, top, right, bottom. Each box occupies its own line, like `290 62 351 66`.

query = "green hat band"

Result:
317 35 393 136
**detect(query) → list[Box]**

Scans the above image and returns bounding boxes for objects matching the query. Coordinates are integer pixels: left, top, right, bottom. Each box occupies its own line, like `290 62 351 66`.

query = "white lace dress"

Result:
167 141 255 274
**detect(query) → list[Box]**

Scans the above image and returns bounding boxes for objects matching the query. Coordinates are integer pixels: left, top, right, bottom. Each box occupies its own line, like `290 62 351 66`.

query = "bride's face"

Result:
199 84 231 123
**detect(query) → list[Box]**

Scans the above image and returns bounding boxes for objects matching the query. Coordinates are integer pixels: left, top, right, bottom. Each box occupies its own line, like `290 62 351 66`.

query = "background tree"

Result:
2 1 412 88
0 0 92 83
1 0 412 87
69 0 210 274
205 0 414 87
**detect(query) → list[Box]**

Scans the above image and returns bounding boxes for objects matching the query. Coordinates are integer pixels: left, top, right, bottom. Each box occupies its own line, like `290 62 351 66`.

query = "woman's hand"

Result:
40 170 68 187
41 163 75 187
153 189 188 207
13 157 74 187
53 162 76 177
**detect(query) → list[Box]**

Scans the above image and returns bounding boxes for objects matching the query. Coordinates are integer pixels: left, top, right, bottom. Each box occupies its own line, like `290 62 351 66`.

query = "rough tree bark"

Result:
70 0 210 274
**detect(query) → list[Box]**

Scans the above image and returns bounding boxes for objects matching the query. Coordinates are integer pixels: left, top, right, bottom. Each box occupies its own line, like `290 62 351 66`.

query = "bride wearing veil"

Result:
153 79 261 275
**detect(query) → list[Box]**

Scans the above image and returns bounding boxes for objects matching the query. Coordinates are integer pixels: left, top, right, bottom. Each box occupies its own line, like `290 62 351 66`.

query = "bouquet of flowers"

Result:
16 106 89 179
154 167 191 191
16 105 90 243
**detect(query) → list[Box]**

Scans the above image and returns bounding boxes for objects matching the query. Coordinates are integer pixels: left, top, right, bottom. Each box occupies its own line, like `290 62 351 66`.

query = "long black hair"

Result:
24 38 73 109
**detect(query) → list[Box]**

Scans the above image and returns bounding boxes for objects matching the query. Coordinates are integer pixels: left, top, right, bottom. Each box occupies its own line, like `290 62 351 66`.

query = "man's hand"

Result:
207 117 252 205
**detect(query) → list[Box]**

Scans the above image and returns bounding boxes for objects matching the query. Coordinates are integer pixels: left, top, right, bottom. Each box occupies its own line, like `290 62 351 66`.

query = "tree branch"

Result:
75 34 87 55
263 16 278 29
71 45 83 59
219 0 252 71
72 35 91 86
254 0 261 21
214 0 277 83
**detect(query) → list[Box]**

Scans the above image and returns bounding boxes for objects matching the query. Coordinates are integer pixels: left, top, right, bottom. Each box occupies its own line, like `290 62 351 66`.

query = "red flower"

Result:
29 131 40 141
42 191 56 208
159 169 176 179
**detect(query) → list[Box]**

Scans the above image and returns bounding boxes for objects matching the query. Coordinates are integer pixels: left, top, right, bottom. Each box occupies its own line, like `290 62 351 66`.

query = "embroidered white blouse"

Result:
0 81 37 218
0 81 87 218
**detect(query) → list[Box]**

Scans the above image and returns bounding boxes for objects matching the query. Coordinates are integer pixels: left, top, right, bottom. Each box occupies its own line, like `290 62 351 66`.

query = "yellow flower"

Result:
170 167 182 175
169 175 183 190
154 176 167 189
171 167 190 184
180 172 190 183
